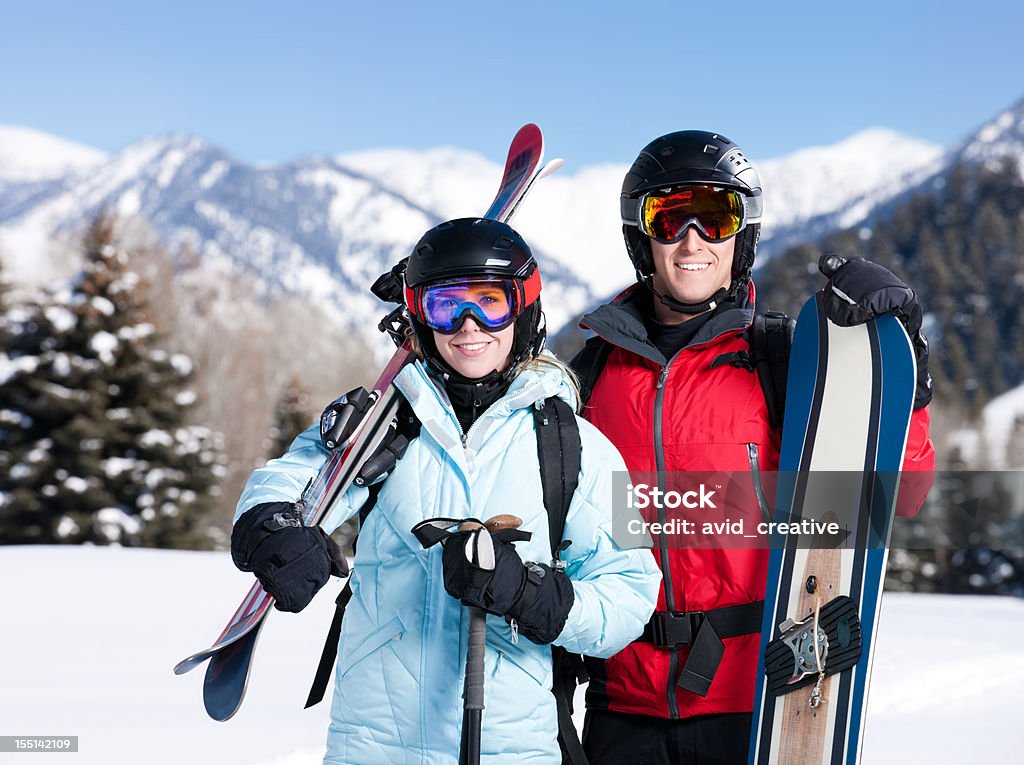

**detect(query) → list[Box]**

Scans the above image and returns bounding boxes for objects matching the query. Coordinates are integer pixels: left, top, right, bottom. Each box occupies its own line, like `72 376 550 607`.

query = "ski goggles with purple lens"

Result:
622 184 761 244
414 277 524 334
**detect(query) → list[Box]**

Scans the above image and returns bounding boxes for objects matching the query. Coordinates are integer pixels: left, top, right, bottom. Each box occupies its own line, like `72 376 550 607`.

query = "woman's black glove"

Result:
507 561 575 645
820 255 933 409
230 501 349 613
441 527 574 645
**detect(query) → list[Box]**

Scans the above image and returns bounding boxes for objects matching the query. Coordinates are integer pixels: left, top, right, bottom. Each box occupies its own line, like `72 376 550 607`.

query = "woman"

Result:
230 217 661 764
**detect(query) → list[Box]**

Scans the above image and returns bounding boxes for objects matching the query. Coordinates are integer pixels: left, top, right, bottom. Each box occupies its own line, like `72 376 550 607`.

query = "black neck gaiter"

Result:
440 372 513 435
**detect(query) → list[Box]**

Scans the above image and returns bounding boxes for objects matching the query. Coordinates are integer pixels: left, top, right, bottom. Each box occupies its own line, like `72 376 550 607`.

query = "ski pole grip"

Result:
469 514 523 533
818 253 847 279
464 608 488 712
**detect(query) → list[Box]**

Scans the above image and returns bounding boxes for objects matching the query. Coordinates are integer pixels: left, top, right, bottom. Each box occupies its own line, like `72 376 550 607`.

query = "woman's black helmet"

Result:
403 218 544 379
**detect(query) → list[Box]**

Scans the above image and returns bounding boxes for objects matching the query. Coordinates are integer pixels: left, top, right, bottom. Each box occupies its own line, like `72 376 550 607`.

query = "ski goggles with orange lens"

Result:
622 185 760 244
412 277 525 334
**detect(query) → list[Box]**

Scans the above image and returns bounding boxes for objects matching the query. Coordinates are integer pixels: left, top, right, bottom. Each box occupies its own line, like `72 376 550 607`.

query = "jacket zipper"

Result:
747 443 773 523
654 355 681 719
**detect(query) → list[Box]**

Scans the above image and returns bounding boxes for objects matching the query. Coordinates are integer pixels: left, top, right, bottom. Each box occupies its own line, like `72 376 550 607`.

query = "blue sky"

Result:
2 0 1021 167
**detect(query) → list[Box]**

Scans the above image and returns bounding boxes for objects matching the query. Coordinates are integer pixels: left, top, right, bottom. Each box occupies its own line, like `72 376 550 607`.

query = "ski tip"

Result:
173 653 211 676
539 157 565 178
514 122 541 136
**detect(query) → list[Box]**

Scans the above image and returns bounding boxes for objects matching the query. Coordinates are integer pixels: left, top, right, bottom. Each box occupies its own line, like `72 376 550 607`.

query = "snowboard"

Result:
748 291 916 765
174 122 562 721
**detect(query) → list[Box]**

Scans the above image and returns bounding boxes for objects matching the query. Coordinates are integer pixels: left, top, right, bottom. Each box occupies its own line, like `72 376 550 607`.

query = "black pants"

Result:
582 709 752 765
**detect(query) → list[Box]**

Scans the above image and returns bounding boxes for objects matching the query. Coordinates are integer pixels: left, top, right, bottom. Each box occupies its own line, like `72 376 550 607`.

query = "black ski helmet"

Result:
404 217 545 380
621 130 763 313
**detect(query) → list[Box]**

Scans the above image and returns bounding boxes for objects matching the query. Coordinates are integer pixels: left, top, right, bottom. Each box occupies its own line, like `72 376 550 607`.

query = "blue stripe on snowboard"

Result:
842 313 916 764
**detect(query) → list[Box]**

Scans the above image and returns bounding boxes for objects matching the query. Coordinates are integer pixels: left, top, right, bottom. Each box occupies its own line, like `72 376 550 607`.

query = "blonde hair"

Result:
514 353 582 414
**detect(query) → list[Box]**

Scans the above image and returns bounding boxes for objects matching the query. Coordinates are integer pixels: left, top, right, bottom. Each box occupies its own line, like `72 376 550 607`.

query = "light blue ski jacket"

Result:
235 357 662 765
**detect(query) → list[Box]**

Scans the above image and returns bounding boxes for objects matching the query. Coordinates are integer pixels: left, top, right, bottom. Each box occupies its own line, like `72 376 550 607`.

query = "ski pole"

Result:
410 513 525 765
458 515 523 765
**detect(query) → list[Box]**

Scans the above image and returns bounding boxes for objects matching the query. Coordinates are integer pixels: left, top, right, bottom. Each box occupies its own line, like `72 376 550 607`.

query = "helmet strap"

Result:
646 276 731 315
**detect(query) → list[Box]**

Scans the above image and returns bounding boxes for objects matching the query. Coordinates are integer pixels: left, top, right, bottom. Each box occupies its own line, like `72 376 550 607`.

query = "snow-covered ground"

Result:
2 546 1022 764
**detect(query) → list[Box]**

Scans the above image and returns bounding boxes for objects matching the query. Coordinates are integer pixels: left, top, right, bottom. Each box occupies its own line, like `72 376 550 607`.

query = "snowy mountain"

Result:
338 132 947 296
762 97 1024 258
2 104 1021 348
0 125 107 183
0 133 591 354
950 95 1024 175
757 128 943 240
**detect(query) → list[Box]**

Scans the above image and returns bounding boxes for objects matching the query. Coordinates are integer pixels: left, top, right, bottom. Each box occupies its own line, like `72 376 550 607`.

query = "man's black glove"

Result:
230 501 349 613
820 255 933 409
441 527 574 645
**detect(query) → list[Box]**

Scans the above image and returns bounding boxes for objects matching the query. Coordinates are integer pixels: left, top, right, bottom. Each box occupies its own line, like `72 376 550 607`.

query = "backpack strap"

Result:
532 397 581 563
570 336 614 408
533 396 589 765
748 311 795 430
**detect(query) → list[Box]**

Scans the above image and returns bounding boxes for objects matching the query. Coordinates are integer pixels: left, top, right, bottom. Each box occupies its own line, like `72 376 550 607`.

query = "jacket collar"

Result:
579 282 757 365
393 352 577 453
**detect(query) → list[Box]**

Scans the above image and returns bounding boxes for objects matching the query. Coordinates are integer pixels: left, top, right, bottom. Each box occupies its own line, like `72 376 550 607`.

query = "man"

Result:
571 131 935 764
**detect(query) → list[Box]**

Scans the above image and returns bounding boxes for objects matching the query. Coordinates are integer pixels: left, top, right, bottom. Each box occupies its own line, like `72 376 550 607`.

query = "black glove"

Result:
820 256 933 409
441 527 575 645
507 561 575 645
231 501 349 613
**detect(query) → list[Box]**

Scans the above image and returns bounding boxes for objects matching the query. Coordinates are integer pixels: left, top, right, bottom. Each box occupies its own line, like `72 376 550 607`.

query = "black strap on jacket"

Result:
636 600 765 697
532 397 589 765
747 311 795 430
571 336 615 408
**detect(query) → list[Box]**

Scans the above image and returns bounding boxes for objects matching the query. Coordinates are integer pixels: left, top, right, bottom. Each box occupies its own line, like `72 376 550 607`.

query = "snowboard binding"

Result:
764 594 863 698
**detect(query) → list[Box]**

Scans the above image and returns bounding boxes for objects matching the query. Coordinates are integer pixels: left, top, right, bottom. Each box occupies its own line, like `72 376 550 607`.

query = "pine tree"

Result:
0 255 10 348
266 375 314 458
0 212 223 548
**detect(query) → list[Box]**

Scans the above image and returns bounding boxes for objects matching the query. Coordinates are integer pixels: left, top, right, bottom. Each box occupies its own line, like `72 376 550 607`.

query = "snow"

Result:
199 160 230 190
0 354 41 385
55 516 79 538
0 546 1020 764
91 296 116 316
64 476 89 493
175 390 198 406
95 508 143 540
101 457 141 478
140 430 174 448
44 305 77 333
51 352 72 377
0 125 107 182
89 331 119 364
169 353 193 376
758 128 943 231
953 381 1024 467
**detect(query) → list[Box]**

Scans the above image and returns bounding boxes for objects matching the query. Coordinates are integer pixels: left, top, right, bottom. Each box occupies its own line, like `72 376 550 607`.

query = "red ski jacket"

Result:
576 283 934 720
